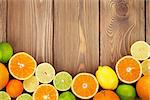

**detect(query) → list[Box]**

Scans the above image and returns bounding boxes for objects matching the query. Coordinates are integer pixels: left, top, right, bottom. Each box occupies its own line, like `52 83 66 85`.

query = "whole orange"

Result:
0 63 9 90
93 90 120 100
136 75 150 100
6 79 23 98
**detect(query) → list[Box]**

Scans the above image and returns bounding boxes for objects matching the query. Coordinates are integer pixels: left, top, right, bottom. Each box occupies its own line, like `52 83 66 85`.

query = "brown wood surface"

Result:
0 0 6 42
7 0 53 64
100 0 145 68
54 0 99 75
146 0 150 43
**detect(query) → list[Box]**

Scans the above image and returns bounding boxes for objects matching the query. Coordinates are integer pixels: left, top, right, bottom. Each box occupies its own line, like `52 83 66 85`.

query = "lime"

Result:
0 91 11 100
0 42 13 63
116 84 136 100
23 76 39 93
36 63 55 83
141 59 150 75
131 41 150 60
16 93 32 100
59 91 76 100
53 71 72 91
96 66 118 90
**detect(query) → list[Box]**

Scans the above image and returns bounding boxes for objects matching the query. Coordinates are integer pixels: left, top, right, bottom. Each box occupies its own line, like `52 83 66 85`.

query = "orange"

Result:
0 63 9 90
116 56 142 84
93 90 120 100
136 75 150 100
6 79 23 98
9 52 37 80
33 84 58 100
71 73 99 99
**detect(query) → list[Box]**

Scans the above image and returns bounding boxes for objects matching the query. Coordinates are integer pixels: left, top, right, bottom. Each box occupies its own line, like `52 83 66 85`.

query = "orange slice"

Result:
33 84 58 100
9 52 37 80
71 73 99 99
116 56 142 84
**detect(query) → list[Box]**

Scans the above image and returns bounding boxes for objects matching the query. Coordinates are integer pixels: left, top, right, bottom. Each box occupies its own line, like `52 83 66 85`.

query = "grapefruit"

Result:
116 56 142 84
9 52 37 80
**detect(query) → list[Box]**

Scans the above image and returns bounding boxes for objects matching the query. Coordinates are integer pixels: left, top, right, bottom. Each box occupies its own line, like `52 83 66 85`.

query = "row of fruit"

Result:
0 41 150 100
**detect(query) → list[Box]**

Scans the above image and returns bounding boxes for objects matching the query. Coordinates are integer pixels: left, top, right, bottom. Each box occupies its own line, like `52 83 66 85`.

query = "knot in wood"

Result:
115 2 128 17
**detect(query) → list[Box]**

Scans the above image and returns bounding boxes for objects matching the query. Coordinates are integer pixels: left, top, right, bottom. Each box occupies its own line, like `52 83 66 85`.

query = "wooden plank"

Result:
146 0 150 43
0 0 6 42
54 0 99 75
100 0 145 67
7 0 53 63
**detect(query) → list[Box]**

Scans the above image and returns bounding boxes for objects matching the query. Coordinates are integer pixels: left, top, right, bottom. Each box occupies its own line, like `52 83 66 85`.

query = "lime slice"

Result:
16 93 32 100
141 59 150 75
53 71 72 91
131 41 150 60
0 91 11 100
36 63 55 83
59 91 76 100
23 76 39 93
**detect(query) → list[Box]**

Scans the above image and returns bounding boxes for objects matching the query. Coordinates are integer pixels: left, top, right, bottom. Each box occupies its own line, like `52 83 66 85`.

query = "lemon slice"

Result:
141 59 150 75
16 93 32 100
131 41 150 60
0 91 11 100
36 63 55 83
23 76 39 93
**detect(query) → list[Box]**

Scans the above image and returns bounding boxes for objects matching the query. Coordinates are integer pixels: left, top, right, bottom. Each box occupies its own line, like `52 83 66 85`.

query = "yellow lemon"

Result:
96 66 118 90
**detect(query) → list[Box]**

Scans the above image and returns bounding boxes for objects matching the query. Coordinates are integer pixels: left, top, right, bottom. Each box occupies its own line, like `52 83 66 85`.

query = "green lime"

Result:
36 63 55 83
59 91 76 100
23 76 39 93
16 93 32 100
0 91 11 100
0 42 13 63
116 84 136 100
53 71 72 91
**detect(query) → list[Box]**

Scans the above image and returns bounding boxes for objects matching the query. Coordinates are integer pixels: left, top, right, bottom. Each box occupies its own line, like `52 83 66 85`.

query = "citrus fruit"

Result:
16 93 32 100
23 76 39 93
33 84 58 100
116 84 136 100
131 41 150 60
116 56 142 84
9 52 37 80
136 75 150 99
6 79 23 98
0 63 9 90
36 63 55 83
53 71 72 91
93 90 120 100
59 91 76 100
71 73 99 99
0 91 11 100
0 42 13 63
141 59 150 75
96 66 118 90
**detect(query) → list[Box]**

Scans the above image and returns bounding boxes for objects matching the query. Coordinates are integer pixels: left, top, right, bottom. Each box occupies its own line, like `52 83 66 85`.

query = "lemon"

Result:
0 91 11 100
96 66 118 90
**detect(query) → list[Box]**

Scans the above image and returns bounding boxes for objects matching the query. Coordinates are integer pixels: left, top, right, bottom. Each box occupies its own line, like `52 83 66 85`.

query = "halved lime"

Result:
36 63 55 83
59 91 76 100
16 93 32 100
131 41 150 60
23 76 39 93
0 91 11 100
141 59 150 75
53 71 72 91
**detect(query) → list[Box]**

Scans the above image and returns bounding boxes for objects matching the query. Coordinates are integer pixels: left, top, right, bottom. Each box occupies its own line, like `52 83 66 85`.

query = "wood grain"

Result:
54 0 99 75
7 0 53 64
0 0 6 42
146 0 150 43
100 0 145 68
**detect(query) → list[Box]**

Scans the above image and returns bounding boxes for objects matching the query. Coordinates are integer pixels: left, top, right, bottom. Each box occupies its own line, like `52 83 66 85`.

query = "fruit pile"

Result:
0 41 150 100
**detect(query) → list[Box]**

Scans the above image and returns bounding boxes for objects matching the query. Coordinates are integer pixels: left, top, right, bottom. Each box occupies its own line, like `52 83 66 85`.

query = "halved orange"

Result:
9 52 37 80
116 56 142 84
33 84 58 100
71 73 99 99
